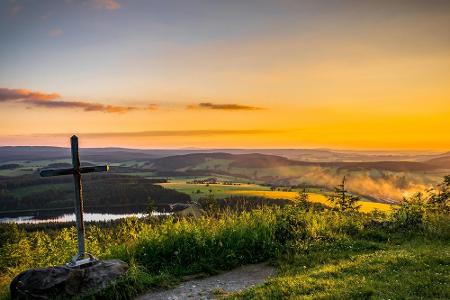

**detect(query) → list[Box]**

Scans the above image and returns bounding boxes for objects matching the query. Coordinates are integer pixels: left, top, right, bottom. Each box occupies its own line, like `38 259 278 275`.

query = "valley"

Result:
2 146 447 219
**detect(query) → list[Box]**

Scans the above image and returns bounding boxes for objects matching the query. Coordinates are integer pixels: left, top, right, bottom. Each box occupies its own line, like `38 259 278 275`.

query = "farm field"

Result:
0 168 34 177
158 179 393 212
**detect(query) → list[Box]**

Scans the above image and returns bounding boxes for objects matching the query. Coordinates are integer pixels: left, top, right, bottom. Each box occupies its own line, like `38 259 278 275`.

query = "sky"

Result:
1 0 449 150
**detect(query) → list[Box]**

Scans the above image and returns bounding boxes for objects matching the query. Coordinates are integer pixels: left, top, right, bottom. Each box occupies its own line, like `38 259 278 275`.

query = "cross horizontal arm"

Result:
40 168 74 177
39 165 109 177
79 165 110 174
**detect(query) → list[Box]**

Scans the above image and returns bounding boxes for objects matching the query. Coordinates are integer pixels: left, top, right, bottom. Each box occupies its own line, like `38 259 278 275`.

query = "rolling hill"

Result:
425 155 450 169
148 152 441 173
1 146 448 164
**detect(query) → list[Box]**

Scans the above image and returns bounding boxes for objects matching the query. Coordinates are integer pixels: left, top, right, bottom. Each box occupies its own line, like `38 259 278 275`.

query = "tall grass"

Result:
1 205 448 299
118 209 278 275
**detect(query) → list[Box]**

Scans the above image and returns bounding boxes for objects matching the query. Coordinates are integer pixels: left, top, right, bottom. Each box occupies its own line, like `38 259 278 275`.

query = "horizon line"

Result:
0 144 446 154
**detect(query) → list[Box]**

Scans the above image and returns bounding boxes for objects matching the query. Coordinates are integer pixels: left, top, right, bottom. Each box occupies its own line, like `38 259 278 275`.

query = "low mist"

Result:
264 166 440 203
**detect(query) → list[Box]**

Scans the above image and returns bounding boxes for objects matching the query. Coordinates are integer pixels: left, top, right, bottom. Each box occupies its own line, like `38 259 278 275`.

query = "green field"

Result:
231 239 450 299
0 168 34 177
158 179 393 212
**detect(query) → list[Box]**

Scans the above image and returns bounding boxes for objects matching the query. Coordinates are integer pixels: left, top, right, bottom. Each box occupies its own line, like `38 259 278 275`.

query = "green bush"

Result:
391 192 428 229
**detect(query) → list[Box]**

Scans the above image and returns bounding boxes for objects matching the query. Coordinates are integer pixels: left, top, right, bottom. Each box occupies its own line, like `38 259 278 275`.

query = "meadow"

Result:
158 179 393 213
0 196 448 299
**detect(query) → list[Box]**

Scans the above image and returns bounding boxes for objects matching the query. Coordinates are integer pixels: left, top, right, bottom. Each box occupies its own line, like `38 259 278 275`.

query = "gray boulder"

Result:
10 259 128 299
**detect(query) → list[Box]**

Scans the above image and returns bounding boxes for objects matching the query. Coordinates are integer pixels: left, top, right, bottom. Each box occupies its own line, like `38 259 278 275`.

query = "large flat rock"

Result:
10 259 128 299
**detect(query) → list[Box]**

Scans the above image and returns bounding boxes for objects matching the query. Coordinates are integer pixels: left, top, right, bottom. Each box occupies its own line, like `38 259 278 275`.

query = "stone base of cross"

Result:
40 135 109 267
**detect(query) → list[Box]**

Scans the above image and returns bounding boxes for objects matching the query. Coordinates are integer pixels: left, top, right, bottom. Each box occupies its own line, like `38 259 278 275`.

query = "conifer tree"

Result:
297 185 309 208
328 176 360 212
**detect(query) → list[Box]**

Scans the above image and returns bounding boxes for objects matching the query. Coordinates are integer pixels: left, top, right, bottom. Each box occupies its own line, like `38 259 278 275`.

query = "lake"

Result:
0 212 168 224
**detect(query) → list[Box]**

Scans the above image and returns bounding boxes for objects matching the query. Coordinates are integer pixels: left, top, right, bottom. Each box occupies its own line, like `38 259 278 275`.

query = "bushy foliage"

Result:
427 175 450 213
296 187 309 209
391 192 427 229
196 190 220 214
391 176 450 230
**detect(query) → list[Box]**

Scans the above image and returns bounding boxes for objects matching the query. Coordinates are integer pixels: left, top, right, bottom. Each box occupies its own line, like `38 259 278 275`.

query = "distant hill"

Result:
0 146 447 165
425 156 450 169
149 152 440 173
320 161 437 172
0 146 159 163
0 146 69 162
149 153 234 171
229 153 309 168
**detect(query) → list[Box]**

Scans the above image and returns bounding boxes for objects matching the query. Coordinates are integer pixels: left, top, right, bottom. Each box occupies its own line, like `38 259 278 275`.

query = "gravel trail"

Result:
137 263 275 300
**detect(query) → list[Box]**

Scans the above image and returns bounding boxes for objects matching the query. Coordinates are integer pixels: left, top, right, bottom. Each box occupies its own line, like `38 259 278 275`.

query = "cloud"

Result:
88 0 121 10
0 88 137 113
34 129 282 138
23 99 137 113
188 102 263 111
0 88 60 102
49 29 63 37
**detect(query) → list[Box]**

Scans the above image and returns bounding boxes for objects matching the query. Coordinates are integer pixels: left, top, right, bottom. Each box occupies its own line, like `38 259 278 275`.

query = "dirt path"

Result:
137 263 276 300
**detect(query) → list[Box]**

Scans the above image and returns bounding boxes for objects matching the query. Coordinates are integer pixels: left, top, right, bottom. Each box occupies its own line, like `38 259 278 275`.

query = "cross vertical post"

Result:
39 135 109 267
71 135 85 260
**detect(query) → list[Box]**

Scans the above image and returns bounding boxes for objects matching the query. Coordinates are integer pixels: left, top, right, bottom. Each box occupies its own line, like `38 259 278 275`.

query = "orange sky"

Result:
1 1 449 150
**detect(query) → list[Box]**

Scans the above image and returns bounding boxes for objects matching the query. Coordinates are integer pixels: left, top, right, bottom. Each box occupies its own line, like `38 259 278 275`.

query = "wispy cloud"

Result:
23 99 137 113
188 102 263 111
0 88 60 102
88 0 121 10
34 129 281 138
0 88 138 113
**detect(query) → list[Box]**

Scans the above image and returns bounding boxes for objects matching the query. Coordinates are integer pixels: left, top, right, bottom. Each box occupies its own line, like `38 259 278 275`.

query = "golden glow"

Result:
1 3 449 150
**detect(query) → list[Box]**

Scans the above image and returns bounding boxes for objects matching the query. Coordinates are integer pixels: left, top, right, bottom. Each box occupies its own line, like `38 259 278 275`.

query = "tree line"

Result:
0 174 188 215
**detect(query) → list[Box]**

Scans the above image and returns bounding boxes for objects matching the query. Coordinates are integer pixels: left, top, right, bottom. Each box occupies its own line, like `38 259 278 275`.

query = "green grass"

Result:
158 180 269 200
229 239 449 299
0 168 35 177
0 206 448 299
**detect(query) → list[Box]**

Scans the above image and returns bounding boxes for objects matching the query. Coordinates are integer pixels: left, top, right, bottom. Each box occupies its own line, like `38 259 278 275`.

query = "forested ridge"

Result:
0 174 189 214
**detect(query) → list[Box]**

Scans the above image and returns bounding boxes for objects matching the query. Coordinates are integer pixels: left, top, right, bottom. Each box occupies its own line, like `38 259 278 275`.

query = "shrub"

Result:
391 192 427 230
427 175 450 213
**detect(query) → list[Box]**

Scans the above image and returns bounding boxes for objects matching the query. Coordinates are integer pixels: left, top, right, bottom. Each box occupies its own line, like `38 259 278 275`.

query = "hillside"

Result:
425 155 450 169
0 146 160 163
0 174 189 217
1 146 447 164
148 152 440 172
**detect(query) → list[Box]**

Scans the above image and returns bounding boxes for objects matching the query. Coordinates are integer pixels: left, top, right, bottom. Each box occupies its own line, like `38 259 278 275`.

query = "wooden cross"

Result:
40 135 109 267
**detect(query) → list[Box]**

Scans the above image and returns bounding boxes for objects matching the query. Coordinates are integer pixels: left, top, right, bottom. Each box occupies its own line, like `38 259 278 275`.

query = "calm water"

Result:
0 212 168 224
